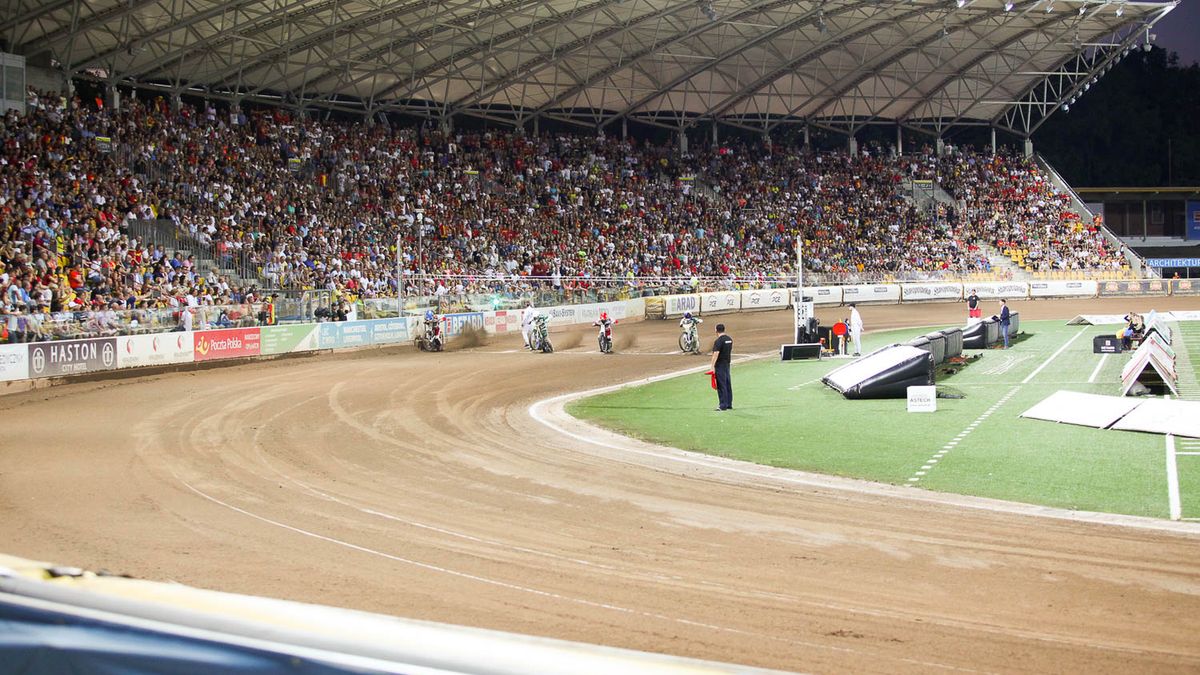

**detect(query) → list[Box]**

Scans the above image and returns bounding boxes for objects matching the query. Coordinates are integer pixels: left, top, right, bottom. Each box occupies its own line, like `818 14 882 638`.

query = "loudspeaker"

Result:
781 343 822 360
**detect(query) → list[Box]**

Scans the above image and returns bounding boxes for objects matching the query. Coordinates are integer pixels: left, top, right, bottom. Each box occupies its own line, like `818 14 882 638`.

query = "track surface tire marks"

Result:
2 297 1200 673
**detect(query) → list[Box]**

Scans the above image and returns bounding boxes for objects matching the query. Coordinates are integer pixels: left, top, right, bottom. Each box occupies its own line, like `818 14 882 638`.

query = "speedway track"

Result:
2 297 1199 673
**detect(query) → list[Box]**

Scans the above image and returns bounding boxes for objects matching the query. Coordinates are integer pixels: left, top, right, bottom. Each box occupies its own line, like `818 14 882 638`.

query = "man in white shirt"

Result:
848 303 864 357
521 302 536 350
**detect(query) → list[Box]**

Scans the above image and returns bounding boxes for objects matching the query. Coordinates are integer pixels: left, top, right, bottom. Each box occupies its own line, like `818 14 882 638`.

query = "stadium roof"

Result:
4 0 1177 136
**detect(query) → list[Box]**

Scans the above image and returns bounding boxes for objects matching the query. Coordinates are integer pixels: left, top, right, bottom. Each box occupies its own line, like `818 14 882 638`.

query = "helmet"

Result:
425 310 434 321
600 312 608 320
684 312 692 320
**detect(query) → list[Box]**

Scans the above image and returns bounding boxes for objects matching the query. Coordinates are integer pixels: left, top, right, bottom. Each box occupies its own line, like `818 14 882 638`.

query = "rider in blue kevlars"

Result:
679 311 703 332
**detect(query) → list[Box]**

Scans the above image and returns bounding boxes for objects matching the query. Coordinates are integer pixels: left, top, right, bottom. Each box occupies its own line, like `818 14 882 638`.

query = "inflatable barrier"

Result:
822 345 935 399
962 313 1019 349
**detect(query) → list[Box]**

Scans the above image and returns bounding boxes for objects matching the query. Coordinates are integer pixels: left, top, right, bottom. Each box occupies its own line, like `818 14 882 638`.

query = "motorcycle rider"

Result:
530 310 551 352
680 311 703 335
593 311 617 353
423 309 442 347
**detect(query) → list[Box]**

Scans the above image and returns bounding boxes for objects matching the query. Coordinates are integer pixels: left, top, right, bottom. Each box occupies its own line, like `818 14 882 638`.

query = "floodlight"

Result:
1063 103 1070 111
1115 2 1124 16
1004 1 1014 10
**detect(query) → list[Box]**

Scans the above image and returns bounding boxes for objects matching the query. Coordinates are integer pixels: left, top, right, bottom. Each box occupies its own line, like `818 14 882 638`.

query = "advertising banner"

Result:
1028 280 1098 298
317 321 371 349
193 328 261 362
317 323 343 350
29 338 118 378
369 318 411 345
624 298 646 319
700 291 741 314
1146 257 1200 269
545 304 579 327
900 282 963 302
663 294 701 318
484 310 519 334
338 321 373 348
1187 200 1200 241
969 282 1030 300
443 312 485 337
1096 279 1170 297
540 300 642 328
799 286 844 305
740 288 789 311
840 284 901 303
1170 279 1200 296
0 343 28 382
116 333 195 369
260 325 320 355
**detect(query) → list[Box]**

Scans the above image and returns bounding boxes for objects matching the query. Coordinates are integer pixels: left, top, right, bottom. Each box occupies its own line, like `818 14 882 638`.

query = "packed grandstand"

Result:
3 88 1135 342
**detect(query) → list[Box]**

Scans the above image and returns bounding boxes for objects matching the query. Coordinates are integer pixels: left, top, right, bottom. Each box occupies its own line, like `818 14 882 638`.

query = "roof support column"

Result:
621 117 626 140
848 135 858 158
711 121 718 146
1023 138 1033 159
803 124 810 153
991 127 997 156
935 137 945 158
895 125 903 157
678 128 688 156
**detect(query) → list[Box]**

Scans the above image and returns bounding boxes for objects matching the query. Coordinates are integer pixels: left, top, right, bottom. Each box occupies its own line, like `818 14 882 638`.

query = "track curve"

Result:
3 297 1200 673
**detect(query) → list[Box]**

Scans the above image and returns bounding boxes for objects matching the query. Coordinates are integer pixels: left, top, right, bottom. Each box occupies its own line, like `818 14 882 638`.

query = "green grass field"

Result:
568 319 1200 519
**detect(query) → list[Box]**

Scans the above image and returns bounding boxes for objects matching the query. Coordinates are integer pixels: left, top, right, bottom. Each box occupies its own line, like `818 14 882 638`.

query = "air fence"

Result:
3 278 1200 386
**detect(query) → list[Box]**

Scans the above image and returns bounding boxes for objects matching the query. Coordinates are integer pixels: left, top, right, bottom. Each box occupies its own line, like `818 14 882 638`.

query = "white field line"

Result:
787 377 824 391
906 386 1021 486
1167 434 1182 521
1087 353 1110 384
1021 328 1088 385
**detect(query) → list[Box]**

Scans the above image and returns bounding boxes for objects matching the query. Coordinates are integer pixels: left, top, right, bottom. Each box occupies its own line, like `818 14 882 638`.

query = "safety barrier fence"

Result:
3 276 1197 386
649 278 1200 318
0 298 645 384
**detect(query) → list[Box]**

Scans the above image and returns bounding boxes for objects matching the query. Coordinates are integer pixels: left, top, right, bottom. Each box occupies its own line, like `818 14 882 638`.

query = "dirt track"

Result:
3 297 1200 673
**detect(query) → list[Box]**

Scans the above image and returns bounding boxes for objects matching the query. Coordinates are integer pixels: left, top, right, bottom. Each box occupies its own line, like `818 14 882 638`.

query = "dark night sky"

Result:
1154 0 1199 65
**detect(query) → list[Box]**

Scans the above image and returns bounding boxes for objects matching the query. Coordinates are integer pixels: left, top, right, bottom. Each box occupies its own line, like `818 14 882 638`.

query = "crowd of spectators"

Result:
1 87 1128 342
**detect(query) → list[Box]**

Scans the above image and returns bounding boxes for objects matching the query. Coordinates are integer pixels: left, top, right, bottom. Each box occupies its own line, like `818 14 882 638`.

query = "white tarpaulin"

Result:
1019 391 1143 429
1021 392 1200 438
1111 399 1200 438
1067 314 1132 326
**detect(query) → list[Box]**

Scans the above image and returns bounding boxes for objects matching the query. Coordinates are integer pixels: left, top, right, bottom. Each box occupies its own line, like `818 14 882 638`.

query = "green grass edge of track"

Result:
567 320 1200 519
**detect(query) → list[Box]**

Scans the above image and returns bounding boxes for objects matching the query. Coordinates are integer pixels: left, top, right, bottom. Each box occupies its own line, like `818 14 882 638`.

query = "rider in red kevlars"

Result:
593 311 617 353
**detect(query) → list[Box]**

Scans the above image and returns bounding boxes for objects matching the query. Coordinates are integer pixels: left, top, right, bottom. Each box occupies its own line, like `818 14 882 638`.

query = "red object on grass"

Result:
705 370 717 390
832 322 848 336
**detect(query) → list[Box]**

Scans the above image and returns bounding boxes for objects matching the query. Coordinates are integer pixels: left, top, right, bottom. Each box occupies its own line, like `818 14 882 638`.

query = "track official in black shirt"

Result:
710 323 733 411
